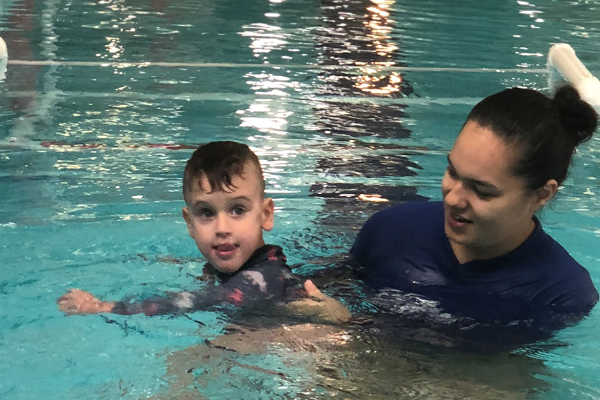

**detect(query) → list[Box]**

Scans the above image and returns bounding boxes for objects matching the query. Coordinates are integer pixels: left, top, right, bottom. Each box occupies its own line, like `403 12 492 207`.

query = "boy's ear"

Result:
261 198 275 231
182 207 193 236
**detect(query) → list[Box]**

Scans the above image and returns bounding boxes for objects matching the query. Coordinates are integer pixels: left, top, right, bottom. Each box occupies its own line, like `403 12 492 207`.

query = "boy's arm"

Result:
56 289 191 316
57 262 291 316
57 289 116 315
56 288 215 316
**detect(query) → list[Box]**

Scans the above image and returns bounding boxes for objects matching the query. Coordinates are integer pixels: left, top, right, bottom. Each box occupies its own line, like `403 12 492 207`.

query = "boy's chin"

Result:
210 261 243 275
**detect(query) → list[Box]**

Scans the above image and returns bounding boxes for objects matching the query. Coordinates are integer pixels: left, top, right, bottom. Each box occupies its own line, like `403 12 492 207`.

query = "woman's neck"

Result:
451 219 536 265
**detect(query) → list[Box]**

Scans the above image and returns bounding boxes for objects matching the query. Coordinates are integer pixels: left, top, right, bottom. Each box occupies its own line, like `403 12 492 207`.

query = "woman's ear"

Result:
261 198 275 231
534 179 558 211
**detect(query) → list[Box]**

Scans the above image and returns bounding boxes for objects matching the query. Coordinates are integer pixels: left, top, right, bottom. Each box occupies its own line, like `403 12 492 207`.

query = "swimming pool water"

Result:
1 0 600 398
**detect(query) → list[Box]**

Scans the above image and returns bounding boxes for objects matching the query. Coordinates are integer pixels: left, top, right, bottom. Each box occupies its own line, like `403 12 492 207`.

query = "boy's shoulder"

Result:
203 245 290 283
221 245 295 302
242 244 289 271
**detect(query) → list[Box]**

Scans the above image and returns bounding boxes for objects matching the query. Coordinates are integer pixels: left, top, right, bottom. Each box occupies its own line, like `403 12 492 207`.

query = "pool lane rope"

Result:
0 37 598 108
0 36 7 81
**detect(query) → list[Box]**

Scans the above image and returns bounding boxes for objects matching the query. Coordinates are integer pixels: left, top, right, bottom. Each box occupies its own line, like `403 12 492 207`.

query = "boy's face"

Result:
182 162 274 274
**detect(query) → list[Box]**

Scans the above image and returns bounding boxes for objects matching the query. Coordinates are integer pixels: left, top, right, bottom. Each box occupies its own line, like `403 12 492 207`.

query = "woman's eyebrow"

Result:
447 155 499 190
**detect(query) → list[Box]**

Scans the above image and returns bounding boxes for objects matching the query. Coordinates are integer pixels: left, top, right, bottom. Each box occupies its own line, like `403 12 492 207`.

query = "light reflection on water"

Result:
1 0 600 398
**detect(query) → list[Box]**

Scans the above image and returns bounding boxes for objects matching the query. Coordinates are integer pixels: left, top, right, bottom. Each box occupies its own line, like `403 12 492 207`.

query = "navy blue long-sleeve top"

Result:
351 201 598 330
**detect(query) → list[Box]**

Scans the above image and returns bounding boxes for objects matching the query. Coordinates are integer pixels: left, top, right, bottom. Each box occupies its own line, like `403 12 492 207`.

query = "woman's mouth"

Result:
445 210 473 230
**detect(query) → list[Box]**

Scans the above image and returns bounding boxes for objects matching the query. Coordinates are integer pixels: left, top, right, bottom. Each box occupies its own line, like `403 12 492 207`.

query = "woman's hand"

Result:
285 280 352 323
57 289 115 315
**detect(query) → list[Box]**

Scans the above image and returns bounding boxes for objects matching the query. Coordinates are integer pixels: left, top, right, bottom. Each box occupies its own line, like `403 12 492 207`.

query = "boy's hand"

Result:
57 289 115 315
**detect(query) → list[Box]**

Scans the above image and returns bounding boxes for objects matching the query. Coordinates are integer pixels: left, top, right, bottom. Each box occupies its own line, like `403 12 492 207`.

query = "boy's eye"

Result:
231 205 247 216
197 208 216 218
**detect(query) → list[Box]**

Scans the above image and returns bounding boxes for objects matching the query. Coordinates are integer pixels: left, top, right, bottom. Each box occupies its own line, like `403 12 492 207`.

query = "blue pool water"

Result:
2 0 600 398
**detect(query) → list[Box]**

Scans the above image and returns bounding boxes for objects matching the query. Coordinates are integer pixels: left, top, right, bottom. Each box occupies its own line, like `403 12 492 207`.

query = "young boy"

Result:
58 141 304 316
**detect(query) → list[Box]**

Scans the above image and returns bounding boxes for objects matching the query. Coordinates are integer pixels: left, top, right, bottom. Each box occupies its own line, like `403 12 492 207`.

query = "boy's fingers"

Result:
56 289 76 302
56 295 69 304
56 289 86 303
58 299 81 314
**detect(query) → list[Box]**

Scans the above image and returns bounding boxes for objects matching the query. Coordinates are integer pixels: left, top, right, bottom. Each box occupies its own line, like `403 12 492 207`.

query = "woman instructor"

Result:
351 86 598 337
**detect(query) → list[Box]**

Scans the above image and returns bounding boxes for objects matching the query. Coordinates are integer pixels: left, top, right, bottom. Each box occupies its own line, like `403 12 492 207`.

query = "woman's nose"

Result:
443 178 467 209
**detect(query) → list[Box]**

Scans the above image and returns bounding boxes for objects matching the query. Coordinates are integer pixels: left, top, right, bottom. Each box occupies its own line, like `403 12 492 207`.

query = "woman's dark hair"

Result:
466 85 598 190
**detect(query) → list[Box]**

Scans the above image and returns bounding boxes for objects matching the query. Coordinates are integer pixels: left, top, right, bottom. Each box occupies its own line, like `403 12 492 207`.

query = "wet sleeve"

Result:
548 271 599 318
111 262 291 316
350 209 381 266
350 204 410 269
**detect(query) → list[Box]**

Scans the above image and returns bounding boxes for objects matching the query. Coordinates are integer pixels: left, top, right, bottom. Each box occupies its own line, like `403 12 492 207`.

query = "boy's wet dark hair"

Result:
183 141 265 204
466 85 598 190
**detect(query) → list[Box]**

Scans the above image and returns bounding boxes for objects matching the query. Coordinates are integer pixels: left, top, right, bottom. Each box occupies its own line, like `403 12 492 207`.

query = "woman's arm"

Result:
284 280 352 324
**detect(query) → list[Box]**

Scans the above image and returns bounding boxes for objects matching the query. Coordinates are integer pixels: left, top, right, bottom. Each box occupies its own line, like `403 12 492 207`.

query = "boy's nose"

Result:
215 213 232 236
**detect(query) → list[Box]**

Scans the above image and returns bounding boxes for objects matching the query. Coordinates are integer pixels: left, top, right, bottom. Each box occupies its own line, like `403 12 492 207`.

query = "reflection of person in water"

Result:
310 0 424 232
350 86 599 351
0 0 43 117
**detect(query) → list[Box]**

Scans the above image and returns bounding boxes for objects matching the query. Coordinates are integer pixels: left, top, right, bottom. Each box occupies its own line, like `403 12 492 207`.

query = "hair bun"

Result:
554 85 598 146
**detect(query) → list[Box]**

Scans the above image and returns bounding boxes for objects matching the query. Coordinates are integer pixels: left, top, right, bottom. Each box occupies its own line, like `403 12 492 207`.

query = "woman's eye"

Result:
231 205 246 216
473 187 494 200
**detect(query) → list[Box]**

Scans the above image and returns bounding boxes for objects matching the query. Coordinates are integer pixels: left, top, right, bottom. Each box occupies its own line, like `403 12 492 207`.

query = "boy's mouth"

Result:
213 243 238 259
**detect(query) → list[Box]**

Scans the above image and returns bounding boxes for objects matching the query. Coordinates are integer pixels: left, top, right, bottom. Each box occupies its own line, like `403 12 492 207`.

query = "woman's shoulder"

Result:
527 232 598 311
352 201 444 262
366 200 442 226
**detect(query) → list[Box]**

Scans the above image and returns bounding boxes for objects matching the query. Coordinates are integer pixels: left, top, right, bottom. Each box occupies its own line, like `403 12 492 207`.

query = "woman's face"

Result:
441 121 545 262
